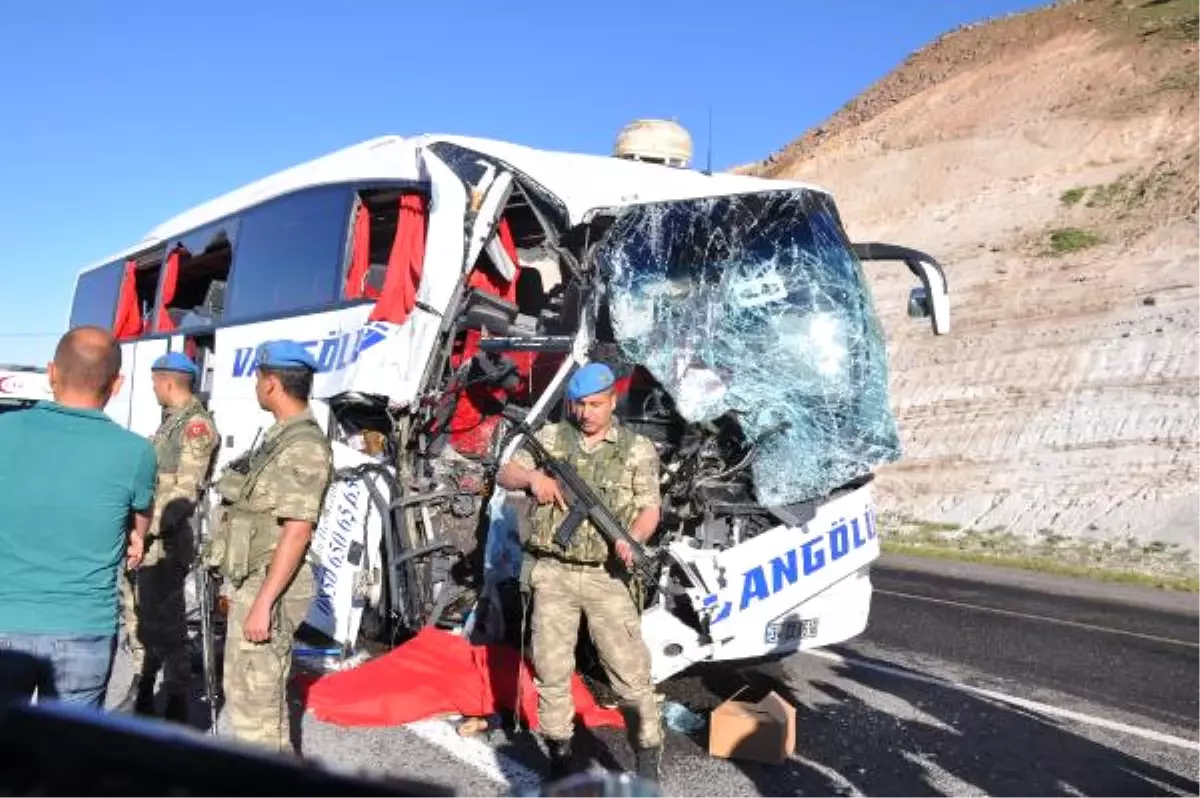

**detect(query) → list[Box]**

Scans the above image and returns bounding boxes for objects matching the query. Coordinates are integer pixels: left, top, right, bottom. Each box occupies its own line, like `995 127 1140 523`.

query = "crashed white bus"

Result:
66 134 950 683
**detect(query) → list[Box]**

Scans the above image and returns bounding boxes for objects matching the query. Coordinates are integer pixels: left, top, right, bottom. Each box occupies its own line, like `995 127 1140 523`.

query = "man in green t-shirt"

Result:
0 326 156 708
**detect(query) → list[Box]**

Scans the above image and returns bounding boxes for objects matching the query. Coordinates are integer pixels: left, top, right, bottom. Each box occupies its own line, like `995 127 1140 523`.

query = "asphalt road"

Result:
867 555 1199 731
100 553 1199 796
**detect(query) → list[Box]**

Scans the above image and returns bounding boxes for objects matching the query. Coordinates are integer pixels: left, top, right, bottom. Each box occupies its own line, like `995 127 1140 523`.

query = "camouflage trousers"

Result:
119 560 191 695
222 567 313 755
529 556 662 748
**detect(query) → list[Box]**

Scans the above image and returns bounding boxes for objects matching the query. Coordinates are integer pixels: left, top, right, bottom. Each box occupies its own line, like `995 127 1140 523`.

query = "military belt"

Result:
532 551 606 571
242 550 321 580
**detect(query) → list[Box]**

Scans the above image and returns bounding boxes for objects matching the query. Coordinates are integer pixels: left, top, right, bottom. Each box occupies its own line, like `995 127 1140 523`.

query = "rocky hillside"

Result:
742 0 1199 566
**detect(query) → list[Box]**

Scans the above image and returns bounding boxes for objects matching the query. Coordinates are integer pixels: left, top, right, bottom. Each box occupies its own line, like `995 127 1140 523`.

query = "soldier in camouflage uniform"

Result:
119 352 218 722
205 340 332 755
497 362 664 783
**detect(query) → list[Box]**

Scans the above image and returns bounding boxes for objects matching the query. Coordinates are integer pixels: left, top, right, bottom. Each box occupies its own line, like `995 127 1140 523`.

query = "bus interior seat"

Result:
166 280 226 330
202 280 226 316
515 267 546 318
365 262 388 296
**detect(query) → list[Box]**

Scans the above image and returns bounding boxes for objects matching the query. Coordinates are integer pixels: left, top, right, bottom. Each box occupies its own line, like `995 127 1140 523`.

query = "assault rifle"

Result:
191 425 227 736
501 408 660 581
192 484 220 735
192 422 257 717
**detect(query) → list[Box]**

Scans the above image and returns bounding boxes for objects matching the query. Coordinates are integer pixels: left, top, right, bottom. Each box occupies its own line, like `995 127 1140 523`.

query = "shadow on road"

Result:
479 627 630 782
678 652 1199 797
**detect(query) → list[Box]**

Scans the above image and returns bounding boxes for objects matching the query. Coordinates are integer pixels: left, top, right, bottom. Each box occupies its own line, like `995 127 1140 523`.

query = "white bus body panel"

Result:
643 483 878 682
109 339 169 436
305 441 388 646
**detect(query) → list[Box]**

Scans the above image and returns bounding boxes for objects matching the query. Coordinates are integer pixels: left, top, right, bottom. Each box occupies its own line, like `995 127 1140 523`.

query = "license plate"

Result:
764 617 819 645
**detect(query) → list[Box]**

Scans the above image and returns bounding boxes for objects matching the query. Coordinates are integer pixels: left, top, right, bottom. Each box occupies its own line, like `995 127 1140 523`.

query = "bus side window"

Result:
156 223 236 334
109 246 166 340
223 186 353 323
69 261 124 330
342 188 415 301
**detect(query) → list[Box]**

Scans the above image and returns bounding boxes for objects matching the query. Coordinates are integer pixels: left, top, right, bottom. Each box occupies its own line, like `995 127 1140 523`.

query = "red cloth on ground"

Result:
300 627 625 732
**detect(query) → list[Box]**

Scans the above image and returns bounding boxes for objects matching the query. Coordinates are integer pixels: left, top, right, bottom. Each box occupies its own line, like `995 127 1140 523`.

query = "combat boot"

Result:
635 745 662 784
163 692 188 724
545 737 575 783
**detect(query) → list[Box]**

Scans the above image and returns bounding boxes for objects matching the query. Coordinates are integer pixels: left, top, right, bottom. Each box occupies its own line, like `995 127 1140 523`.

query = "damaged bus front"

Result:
302 137 951 682
583 189 903 680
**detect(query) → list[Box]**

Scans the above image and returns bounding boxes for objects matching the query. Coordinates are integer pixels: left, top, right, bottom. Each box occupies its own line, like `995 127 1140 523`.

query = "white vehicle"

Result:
0 365 51 412
65 134 950 682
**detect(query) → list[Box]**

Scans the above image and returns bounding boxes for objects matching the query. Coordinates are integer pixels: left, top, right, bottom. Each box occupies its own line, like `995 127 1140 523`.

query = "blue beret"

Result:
151 352 198 378
566 362 615 401
256 340 319 372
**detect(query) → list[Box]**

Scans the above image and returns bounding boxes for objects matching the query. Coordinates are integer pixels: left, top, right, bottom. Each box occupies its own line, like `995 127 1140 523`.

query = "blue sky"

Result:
0 0 1047 364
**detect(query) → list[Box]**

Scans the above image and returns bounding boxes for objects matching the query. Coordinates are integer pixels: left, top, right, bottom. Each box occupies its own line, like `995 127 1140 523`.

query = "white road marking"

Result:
404 718 543 792
793 755 865 797
901 750 987 797
806 649 1200 752
876 588 1200 649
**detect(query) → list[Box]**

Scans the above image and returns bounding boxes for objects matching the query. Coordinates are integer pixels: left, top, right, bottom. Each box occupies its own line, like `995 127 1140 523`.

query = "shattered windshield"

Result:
594 189 901 507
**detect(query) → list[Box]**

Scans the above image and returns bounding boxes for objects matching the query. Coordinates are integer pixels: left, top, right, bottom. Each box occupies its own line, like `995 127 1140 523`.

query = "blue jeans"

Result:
0 632 116 709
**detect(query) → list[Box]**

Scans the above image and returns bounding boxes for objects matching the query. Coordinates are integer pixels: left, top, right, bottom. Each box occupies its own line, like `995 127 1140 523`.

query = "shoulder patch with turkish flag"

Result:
186 419 212 440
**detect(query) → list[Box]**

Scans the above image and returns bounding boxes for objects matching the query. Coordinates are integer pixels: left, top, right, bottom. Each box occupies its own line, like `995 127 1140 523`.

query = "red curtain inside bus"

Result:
343 200 373 301
445 217 537 458
155 247 181 332
113 259 143 340
464 218 519 299
368 193 427 325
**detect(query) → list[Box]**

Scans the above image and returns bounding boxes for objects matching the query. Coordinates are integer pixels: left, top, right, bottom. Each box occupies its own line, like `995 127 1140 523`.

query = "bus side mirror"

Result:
850 242 950 336
908 286 931 319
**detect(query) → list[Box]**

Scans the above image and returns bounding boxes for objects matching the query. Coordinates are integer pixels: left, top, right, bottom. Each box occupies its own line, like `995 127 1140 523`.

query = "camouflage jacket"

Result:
239 407 333 526
512 419 661 564
207 407 333 584
146 395 218 563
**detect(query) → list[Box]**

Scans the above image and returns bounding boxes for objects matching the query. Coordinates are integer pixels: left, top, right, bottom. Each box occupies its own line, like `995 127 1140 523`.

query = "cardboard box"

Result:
708 689 796 765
